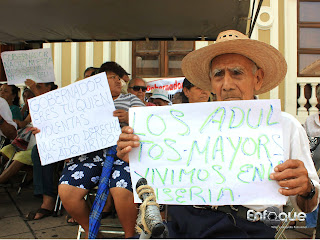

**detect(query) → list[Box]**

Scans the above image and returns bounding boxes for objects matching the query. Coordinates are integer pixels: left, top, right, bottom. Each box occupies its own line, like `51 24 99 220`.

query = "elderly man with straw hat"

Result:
116 30 319 238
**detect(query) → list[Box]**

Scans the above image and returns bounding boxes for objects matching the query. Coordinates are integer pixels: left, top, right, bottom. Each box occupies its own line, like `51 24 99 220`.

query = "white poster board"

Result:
1 48 55 84
146 77 184 95
29 73 121 165
129 99 286 206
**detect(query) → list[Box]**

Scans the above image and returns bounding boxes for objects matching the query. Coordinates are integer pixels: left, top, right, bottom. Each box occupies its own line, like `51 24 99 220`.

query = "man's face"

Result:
128 79 147 102
106 71 121 98
210 54 263 101
152 98 169 106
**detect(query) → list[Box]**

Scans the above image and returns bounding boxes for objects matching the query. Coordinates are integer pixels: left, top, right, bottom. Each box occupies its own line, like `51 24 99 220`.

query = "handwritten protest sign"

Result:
1 48 55 84
146 77 184 95
129 99 286 205
29 73 121 165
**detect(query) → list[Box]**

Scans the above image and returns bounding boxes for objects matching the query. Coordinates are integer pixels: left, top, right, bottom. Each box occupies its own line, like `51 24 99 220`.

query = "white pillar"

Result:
115 41 132 74
269 1 279 99
297 83 308 118
256 3 279 99
53 43 62 88
71 42 79 82
85 42 94 68
284 0 298 115
103 42 112 62
309 83 319 115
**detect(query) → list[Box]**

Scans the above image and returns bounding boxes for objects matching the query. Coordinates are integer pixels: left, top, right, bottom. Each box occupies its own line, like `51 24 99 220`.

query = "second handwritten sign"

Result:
29 73 121 165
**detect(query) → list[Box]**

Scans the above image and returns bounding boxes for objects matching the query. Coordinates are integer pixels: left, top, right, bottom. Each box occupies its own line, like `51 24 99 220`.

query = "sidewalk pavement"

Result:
0 176 316 239
0 177 124 239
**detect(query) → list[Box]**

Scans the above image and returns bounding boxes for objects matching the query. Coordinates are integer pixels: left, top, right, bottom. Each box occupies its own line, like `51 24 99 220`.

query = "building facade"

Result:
1 0 319 124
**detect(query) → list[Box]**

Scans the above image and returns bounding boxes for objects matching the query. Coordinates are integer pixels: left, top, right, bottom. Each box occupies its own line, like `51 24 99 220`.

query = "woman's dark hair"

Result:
45 82 58 90
182 78 194 90
22 87 35 98
180 78 193 103
84 67 99 77
98 61 130 77
6 84 20 106
181 78 211 103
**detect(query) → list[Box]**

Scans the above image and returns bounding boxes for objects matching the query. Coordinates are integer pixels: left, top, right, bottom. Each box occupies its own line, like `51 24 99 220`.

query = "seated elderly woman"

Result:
0 84 22 121
0 133 35 184
27 69 104 222
0 81 57 185
31 62 145 238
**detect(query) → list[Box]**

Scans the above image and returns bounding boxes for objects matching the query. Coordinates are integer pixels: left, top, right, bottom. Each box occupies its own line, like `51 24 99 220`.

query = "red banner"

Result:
146 77 184 94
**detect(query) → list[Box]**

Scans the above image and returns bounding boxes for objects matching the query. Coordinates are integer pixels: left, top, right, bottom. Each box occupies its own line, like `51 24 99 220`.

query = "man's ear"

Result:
183 88 190 98
254 68 264 91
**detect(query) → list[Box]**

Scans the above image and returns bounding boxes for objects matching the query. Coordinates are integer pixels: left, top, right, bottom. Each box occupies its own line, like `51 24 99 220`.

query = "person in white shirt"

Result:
116 30 320 238
0 97 17 140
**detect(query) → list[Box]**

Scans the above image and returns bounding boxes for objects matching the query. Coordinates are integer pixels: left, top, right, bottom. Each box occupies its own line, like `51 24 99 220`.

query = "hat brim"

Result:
181 39 287 95
149 95 171 103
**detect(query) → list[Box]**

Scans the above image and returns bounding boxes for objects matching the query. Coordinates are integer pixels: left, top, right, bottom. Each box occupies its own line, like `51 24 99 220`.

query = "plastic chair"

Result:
0 135 7 149
53 192 63 217
2 148 31 194
77 223 124 239
52 161 67 217
0 135 9 173
2 134 36 194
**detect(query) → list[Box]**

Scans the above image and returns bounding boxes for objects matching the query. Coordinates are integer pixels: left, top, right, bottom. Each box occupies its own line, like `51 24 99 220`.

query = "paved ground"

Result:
0 176 124 239
0 175 316 239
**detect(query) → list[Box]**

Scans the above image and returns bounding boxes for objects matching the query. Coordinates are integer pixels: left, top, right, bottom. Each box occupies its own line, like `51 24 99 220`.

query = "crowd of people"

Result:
0 59 209 237
0 29 320 239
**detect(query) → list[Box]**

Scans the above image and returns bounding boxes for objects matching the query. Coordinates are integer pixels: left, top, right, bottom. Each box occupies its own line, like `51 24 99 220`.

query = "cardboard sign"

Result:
29 73 121 165
129 99 286 205
1 48 55 84
146 77 184 95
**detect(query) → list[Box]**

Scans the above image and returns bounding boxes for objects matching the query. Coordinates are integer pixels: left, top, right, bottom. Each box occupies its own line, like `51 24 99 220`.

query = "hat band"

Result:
153 93 168 98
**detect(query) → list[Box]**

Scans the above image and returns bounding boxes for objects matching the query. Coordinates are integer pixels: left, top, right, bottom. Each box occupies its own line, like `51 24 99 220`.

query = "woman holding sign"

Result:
0 81 57 185
49 61 145 238
23 80 59 221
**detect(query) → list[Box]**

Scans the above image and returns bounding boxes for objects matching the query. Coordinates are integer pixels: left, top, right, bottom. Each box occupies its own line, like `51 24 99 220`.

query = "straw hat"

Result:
149 89 171 103
181 30 287 95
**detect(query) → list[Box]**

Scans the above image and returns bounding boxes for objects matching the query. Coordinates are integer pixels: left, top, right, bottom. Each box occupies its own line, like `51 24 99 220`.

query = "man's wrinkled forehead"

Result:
210 53 258 69
133 78 146 86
